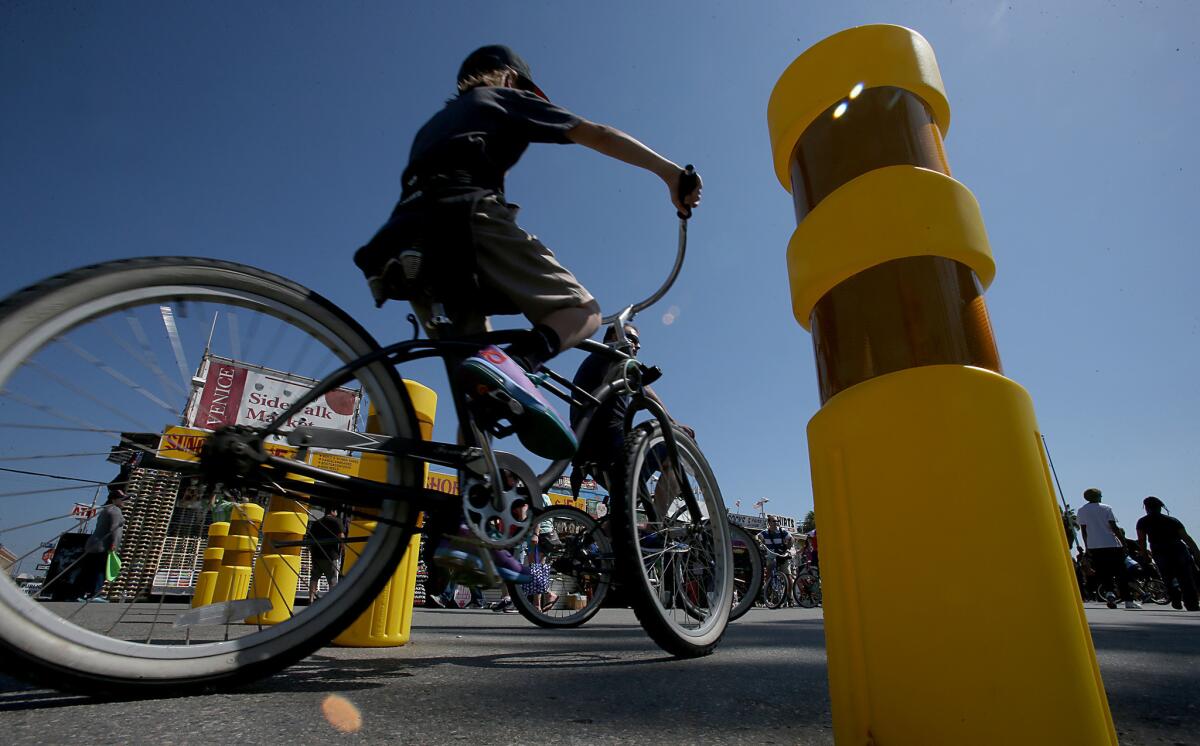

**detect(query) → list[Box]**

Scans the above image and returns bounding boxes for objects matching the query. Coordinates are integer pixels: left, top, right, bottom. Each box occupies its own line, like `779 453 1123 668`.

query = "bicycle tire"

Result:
610 423 732 658
792 568 821 608
1143 578 1170 605
728 523 761 622
0 257 421 694
508 506 614 628
763 570 789 609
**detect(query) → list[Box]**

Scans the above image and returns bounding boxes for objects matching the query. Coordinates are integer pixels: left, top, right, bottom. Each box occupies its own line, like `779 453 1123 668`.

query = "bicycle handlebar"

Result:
600 165 696 326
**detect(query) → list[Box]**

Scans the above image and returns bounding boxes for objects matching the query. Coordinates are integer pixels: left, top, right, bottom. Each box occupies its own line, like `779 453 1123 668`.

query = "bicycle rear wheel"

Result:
610 423 732 657
728 523 761 622
508 506 613 628
0 258 421 694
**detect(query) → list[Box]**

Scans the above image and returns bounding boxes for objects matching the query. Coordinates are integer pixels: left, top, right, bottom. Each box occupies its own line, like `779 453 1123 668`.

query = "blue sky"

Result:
2 1 1197 543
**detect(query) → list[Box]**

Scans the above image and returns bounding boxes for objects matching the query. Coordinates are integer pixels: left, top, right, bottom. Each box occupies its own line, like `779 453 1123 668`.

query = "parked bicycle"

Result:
0 169 733 694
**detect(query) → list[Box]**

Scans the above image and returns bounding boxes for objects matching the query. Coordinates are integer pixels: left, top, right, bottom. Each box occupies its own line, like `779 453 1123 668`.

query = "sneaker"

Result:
1124 600 1142 610
460 346 577 460
491 597 513 613
1105 592 1118 609
491 549 532 585
1171 599 1183 610
424 594 448 609
465 600 485 609
89 596 110 603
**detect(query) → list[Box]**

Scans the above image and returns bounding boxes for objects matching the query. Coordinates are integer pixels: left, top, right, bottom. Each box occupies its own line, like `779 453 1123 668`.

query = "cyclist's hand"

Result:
670 166 702 217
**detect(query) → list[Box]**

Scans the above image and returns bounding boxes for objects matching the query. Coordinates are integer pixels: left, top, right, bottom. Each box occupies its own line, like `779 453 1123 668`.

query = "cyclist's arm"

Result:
566 120 701 213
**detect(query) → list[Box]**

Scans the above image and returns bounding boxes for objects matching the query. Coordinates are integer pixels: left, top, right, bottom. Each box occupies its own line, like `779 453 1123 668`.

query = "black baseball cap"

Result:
457 45 549 101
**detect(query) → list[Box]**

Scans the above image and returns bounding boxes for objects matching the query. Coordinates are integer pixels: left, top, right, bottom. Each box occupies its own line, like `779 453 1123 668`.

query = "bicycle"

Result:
504 511 759 627
791 562 821 609
0 168 732 694
760 547 793 610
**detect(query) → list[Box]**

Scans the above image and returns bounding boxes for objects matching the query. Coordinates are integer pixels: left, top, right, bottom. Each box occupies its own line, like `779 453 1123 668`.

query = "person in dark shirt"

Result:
1135 496 1199 611
307 509 345 603
356 45 701 462
570 323 691 484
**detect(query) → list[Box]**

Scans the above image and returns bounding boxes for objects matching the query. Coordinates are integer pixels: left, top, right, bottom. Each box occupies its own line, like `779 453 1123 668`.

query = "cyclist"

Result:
356 45 701 462
758 516 793 589
355 46 699 587
570 322 692 495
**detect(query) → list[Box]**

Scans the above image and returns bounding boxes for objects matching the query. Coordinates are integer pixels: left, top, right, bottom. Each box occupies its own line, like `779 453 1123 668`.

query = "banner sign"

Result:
186 355 360 434
729 512 800 532
71 503 98 519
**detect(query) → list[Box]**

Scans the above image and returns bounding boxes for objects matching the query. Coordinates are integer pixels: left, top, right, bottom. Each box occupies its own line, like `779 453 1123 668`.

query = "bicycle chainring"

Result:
460 451 537 549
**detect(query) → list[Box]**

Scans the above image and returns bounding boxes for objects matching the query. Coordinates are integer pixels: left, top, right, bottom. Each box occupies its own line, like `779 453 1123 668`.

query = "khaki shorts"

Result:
412 195 594 337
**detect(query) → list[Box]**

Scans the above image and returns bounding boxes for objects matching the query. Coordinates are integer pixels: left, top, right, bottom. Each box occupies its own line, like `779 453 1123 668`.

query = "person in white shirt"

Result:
1076 487 1139 609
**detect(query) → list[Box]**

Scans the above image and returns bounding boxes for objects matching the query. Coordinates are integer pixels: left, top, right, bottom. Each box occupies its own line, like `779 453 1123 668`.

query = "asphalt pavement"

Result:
0 602 1195 745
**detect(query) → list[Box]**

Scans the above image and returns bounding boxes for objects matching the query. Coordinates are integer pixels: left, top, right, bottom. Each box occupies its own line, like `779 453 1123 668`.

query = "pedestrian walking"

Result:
307 508 344 603
1076 487 1139 609
1136 496 1200 611
80 490 130 602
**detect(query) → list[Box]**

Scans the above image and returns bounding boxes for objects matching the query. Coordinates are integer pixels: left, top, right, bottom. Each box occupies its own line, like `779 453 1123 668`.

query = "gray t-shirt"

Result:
85 503 125 554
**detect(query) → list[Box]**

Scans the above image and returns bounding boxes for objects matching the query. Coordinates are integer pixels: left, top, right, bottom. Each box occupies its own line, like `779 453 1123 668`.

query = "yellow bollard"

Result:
210 502 265 604
333 380 435 647
191 521 229 608
767 25 1116 745
246 493 310 624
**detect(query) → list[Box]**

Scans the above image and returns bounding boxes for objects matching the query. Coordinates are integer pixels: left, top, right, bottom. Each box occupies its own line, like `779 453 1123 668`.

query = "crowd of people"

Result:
1072 488 1199 611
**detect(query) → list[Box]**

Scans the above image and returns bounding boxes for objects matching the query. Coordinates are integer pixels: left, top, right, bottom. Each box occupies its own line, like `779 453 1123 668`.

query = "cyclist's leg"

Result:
470 194 599 365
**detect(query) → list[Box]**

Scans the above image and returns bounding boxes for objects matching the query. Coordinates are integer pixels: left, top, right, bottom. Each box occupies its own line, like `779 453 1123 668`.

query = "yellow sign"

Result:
547 492 585 511
309 451 360 476
157 426 299 462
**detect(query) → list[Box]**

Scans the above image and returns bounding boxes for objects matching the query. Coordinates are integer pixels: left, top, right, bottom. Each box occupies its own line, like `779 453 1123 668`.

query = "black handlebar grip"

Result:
677 164 699 220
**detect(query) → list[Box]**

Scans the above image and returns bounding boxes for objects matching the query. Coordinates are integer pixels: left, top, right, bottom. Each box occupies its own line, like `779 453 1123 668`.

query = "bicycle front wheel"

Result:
0 258 421 694
611 423 732 657
792 569 821 608
763 570 789 609
508 506 614 628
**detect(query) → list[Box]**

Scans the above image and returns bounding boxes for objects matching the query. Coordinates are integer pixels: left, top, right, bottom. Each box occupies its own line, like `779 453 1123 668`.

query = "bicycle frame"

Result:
213 323 698 533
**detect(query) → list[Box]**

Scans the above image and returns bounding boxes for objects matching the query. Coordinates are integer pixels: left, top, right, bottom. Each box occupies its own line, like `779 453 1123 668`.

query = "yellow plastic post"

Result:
191 521 229 608
768 25 1116 745
333 379 435 647
210 503 265 604
247 493 311 624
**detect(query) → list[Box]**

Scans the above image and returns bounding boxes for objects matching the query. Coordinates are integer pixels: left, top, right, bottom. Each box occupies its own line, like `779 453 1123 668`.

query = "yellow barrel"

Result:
210 503 265 604
247 493 311 625
191 521 230 608
333 379 435 647
769 25 1116 745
